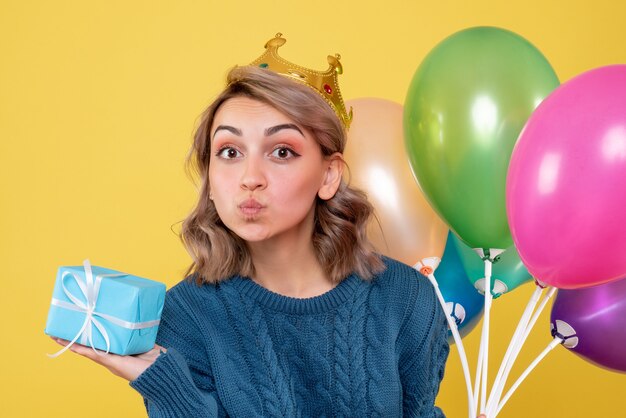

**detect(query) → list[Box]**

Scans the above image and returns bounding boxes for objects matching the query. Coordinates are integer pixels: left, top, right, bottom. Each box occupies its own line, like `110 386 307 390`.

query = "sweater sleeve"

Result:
129 284 223 417
398 274 450 418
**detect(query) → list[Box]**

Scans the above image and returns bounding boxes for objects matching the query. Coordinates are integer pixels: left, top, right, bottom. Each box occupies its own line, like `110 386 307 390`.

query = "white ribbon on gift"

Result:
48 259 161 358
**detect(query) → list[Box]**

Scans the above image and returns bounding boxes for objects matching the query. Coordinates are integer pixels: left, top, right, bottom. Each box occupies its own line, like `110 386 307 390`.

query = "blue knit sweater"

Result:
130 257 449 417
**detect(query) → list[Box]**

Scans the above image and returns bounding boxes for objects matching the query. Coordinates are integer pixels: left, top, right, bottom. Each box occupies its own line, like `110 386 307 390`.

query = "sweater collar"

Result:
229 274 361 315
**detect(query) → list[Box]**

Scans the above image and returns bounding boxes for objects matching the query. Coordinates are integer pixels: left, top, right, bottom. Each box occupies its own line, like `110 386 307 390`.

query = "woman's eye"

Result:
217 147 242 159
270 147 299 160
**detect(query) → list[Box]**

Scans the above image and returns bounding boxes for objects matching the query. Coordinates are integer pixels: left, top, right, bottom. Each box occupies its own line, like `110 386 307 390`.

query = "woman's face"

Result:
209 96 341 246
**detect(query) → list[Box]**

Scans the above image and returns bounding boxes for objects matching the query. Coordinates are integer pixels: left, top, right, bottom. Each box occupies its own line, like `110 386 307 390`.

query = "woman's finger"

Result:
53 337 117 367
50 337 162 381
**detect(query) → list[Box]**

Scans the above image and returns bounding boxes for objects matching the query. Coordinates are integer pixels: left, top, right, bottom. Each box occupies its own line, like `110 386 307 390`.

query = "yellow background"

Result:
1 0 625 416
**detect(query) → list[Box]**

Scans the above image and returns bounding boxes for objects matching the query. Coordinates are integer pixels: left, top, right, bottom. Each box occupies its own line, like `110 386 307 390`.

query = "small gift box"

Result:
45 260 166 356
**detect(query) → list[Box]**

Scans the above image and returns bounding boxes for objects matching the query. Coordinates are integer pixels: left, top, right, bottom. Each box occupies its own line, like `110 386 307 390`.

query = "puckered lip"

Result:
238 198 265 210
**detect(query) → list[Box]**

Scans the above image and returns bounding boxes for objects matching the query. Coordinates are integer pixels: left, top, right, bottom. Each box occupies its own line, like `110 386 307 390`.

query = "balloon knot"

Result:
419 266 434 276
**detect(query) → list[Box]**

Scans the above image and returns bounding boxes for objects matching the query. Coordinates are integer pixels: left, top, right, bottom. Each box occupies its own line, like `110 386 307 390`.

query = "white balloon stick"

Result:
490 286 557 416
473 328 485 414
416 258 476 418
480 258 493 415
495 337 563 416
521 287 557 345
485 285 543 416
489 286 558 416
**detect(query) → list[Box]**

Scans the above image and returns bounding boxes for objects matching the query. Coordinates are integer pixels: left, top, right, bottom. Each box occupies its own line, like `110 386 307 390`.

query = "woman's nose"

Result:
240 157 267 191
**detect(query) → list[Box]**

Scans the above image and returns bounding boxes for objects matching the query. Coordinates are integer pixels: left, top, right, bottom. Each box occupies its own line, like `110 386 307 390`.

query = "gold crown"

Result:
249 33 353 130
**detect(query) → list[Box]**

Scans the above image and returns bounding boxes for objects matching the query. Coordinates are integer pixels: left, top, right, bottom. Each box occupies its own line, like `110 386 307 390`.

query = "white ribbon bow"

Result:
48 259 160 358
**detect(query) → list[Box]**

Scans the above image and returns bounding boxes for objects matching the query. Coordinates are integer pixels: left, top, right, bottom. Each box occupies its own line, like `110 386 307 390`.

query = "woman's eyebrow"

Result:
265 124 304 137
213 125 242 137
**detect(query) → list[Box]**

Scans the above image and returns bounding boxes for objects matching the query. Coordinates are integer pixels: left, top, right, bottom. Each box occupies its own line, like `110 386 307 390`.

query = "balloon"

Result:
507 65 626 289
344 98 447 264
454 236 532 297
436 232 484 341
550 276 626 373
404 27 559 250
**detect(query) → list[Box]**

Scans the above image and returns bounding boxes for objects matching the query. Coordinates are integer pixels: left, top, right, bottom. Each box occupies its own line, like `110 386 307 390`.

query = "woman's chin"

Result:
231 226 272 243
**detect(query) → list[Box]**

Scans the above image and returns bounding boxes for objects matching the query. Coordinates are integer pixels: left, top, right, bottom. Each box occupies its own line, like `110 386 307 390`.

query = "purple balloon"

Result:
550 276 626 373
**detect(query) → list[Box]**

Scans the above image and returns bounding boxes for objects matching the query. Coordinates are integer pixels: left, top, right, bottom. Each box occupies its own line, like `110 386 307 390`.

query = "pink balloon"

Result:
507 65 626 289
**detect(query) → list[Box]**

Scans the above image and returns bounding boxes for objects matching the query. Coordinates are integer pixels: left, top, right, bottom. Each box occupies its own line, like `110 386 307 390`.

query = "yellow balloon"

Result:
344 98 447 265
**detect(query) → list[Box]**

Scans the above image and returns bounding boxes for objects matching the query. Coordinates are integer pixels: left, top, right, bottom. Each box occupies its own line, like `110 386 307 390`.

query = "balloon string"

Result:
426 272 476 418
485 285 543 416
495 337 563 416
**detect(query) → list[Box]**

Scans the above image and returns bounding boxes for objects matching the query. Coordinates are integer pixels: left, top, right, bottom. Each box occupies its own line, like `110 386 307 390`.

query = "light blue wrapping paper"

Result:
45 262 166 355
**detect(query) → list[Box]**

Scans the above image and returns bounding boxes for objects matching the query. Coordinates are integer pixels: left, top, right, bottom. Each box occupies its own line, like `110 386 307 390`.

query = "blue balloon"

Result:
453 233 532 298
436 231 484 342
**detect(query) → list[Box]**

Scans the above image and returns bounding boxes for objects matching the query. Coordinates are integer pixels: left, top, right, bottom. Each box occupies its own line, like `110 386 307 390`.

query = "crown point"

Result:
266 34 286 49
327 55 343 75
249 34 351 130
327 54 343 74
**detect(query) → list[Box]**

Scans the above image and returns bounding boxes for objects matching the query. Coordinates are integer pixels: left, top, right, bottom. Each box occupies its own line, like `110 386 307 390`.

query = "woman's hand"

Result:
52 337 164 381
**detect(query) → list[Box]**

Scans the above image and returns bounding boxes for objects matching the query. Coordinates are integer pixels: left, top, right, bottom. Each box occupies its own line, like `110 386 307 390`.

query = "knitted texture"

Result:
131 257 449 417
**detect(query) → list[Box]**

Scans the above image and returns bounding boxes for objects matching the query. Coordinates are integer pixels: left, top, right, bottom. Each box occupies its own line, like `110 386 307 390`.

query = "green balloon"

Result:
404 27 559 249
452 233 533 298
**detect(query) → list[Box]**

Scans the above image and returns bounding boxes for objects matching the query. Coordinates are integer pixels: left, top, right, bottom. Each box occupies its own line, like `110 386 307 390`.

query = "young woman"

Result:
55 52 449 417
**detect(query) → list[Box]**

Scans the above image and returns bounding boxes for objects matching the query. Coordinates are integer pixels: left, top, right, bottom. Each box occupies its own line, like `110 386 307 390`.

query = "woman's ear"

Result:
318 152 344 200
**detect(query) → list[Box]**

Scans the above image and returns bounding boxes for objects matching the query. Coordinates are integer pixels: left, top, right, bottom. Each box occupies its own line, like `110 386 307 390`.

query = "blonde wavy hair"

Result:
181 66 384 284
